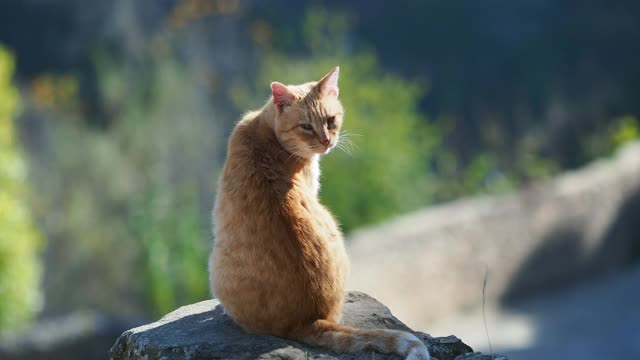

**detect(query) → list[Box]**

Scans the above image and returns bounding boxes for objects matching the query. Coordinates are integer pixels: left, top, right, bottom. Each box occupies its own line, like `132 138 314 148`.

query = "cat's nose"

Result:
322 139 330 146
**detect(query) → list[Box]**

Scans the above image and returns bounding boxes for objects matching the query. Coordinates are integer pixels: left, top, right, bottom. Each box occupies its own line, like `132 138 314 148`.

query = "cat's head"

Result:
270 67 343 159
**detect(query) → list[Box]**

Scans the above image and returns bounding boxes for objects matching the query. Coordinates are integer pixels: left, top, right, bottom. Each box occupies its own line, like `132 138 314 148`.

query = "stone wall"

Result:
348 142 640 328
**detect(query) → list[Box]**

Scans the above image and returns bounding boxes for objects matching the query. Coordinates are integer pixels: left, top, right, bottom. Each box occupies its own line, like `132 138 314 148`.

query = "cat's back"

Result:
214 111 297 249
218 112 286 203
210 113 318 330
222 113 260 176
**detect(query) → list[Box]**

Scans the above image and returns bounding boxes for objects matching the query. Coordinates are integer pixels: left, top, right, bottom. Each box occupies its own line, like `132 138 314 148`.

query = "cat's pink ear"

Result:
271 82 296 113
317 66 339 97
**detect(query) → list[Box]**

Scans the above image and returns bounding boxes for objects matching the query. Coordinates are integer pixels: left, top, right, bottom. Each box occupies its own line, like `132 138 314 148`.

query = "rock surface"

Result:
109 292 507 360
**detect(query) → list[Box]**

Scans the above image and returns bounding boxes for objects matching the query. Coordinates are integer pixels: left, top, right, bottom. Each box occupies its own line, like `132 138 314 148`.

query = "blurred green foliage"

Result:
234 8 559 231
97 54 217 316
129 188 209 315
582 115 639 159
25 49 220 317
0 45 42 332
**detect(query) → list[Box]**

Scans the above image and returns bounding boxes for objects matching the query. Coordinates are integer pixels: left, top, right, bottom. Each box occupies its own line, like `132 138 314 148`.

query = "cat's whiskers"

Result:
335 130 360 156
339 140 360 152
335 141 352 156
339 130 363 138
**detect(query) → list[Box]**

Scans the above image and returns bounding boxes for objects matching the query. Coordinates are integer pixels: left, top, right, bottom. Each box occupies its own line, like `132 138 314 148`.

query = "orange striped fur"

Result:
209 67 429 360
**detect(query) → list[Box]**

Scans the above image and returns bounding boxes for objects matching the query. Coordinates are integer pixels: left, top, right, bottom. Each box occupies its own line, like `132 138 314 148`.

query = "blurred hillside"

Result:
0 0 638 338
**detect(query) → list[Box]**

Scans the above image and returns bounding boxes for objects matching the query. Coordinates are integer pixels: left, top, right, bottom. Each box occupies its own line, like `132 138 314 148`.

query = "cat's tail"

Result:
290 319 430 360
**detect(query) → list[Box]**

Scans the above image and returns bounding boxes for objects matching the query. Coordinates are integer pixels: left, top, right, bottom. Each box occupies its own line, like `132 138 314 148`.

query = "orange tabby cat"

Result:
209 67 430 360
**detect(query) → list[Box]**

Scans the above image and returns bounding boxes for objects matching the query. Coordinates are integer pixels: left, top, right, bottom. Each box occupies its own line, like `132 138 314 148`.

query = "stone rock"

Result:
109 291 506 360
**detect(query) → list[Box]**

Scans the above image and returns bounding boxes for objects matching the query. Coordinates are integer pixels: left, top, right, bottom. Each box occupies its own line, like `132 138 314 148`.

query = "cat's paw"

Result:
396 332 430 360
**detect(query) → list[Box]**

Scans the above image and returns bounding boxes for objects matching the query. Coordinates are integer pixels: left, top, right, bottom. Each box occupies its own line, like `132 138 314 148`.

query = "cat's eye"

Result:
327 116 336 129
299 124 313 131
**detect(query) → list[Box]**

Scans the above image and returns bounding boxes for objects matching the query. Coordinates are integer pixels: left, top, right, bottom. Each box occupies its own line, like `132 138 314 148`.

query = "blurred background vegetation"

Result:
0 46 42 334
0 0 638 331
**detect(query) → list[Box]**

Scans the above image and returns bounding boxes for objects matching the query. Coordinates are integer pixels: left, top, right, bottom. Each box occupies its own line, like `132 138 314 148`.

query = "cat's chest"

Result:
295 157 340 234
308 157 321 196
295 156 321 197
